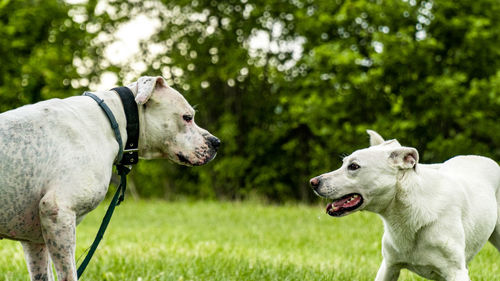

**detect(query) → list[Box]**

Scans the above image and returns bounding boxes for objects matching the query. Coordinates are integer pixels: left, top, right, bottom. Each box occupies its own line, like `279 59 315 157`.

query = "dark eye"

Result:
183 115 193 122
348 163 360 171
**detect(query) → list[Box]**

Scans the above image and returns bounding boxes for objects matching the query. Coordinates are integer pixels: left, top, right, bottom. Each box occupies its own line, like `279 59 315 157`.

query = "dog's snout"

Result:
208 136 221 150
310 177 321 189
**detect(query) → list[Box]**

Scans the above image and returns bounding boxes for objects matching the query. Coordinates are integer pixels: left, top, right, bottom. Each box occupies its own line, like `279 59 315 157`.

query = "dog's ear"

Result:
129 76 167 105
389 147 419 170
367 130 385 146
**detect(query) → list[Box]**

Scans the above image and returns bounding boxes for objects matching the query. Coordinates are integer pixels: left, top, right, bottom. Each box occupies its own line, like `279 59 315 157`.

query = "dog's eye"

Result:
348 163 360 171
183 115 193 122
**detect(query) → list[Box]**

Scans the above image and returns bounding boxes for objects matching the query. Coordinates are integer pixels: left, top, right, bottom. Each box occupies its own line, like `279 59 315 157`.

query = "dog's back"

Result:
440 155 500 195
440 155 500 255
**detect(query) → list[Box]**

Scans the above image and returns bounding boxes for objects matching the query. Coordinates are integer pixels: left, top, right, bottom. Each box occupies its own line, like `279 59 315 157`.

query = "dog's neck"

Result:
377 166 446 240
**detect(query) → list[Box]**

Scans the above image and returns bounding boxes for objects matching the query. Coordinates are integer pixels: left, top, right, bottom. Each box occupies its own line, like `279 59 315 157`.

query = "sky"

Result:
66 0 303 90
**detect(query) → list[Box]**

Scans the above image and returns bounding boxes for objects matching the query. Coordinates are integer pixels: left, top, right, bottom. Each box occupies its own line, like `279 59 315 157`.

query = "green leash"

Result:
76 165 130 278
78 89 139 279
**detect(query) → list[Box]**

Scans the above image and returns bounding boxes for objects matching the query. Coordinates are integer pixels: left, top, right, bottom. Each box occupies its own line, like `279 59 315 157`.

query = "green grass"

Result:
0 200 499 280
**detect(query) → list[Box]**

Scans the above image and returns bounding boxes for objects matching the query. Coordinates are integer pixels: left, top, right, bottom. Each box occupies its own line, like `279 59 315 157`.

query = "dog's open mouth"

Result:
326 193 363 217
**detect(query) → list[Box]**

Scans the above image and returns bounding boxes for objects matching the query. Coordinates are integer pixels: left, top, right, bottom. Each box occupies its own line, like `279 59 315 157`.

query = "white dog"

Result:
0 76 220 281
310 130 500 281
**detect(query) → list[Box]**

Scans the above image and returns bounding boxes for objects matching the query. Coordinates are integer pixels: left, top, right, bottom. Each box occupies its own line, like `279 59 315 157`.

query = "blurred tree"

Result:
2 0 500 202
0 0 99 111
278 0 500 173
96 0 308 201
122 0 500 202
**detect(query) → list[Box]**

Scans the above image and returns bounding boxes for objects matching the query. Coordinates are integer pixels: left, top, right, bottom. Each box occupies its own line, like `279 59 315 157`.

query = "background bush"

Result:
1 0 500 202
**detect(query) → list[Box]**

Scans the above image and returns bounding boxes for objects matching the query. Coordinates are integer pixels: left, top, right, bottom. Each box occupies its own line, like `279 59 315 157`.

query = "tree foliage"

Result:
0 0 99 111
2 0 500 202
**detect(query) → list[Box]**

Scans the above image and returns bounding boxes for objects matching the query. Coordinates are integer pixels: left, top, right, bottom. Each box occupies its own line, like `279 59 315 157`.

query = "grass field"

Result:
0 200 498 280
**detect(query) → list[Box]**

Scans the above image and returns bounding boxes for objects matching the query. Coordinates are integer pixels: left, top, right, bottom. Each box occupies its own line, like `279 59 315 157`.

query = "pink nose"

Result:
310 177 320 188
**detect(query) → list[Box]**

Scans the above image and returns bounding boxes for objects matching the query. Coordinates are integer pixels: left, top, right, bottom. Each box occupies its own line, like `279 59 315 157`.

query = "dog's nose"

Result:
208 136 221 150
310 177 321 189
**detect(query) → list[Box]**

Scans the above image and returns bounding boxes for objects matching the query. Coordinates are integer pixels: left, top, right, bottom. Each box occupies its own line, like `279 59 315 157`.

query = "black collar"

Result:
111 87 140 165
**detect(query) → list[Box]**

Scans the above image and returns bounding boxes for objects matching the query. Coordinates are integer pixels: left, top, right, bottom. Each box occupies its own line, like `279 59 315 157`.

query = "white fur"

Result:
311 130 500 281
0 76 219 281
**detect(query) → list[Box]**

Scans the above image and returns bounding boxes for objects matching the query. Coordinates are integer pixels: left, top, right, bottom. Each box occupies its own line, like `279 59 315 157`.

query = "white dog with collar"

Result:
310 130 500 281
0 76 220 281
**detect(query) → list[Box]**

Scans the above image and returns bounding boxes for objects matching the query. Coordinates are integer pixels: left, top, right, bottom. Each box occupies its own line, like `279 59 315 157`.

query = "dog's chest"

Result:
406 264 443 280
387 245 445 280
384 233 447 280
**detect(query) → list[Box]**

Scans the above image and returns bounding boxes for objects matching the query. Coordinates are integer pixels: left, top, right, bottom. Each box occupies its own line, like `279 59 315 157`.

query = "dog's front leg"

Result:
21 242 55 281
375 259 400 281
443 268 470 281
39 192 77 281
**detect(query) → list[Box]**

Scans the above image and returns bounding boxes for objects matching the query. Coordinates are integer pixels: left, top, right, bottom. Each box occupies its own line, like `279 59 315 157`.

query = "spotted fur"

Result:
0 76 219 280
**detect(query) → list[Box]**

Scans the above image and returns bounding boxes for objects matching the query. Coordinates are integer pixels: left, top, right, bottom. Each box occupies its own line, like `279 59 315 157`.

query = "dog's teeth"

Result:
353 195 359 198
